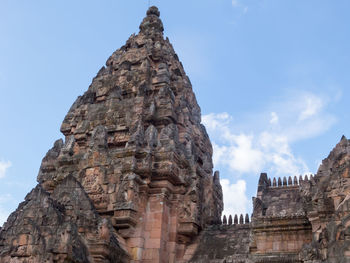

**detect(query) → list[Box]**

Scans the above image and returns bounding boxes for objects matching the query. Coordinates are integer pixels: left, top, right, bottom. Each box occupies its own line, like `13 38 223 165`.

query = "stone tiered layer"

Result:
0 6 223 263
299 136 350 262
0 175 129 263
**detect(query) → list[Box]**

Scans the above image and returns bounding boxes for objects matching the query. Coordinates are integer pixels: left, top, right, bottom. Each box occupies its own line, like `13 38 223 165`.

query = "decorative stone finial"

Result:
223 215 227 225
294 176 298 185
228 215 232 225
273 178 277 187
258 173 269 192
213 171 220 183
283 177 287 186
147 6 160 17
245 213 250 224
278 177 282 186
239 214 244 224
234 214 238 224
140 6 164 35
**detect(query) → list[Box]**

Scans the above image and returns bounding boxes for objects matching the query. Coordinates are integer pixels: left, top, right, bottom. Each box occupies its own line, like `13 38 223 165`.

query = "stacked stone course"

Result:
0 6 223 263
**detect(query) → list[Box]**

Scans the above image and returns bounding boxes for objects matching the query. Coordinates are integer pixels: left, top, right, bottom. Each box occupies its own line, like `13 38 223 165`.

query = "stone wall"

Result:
249 173 313 262
188 172 314 263
188 142 350 263
188 221 251 263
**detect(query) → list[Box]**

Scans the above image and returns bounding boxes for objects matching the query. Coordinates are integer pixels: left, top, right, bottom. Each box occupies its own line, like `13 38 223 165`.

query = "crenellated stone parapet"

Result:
220 213 250 225
250 172 313 262
266 174 315 188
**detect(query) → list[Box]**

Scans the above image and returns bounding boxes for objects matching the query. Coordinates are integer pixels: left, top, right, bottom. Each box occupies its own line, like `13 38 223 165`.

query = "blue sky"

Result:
0 0 349 224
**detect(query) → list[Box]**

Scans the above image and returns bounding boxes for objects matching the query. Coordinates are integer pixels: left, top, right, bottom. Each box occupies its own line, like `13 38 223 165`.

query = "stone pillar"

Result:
142 192 170 262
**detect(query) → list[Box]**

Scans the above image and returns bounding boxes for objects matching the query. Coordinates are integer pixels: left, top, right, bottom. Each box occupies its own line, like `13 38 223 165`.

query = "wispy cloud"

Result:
203 91 336 176
232 0 239 7
270 111 279 124
203 113 309 176
0 160 11 179
221 178 249 217
231 0 249 14
299 94 323 121
203 91 337 216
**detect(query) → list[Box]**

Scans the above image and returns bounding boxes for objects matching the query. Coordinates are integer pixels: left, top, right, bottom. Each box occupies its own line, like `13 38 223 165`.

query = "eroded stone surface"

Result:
0 175 128 263
188 138 350 263
189 223 251 263
0 6 222 263
299 136 350 262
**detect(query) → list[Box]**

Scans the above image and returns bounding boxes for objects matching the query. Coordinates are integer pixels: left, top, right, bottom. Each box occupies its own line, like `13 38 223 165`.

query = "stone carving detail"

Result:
0 6 222 263
189 137 350 263
299 136 350 262
0 175 128 263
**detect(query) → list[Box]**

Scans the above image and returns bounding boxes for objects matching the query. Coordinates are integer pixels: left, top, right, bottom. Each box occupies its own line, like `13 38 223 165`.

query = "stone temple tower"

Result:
0 6 223 263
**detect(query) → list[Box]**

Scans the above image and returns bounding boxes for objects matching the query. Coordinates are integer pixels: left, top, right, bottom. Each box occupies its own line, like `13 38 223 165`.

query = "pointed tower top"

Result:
139 6 164 36
147 6 160 17
334 135 349 149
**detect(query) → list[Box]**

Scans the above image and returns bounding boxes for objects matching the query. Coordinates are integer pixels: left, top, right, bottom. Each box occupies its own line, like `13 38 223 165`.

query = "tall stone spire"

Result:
0 6 223 263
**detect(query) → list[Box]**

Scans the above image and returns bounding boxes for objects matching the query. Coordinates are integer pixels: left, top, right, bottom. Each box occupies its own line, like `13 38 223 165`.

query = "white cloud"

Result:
270 112 279 124
232 0 239 6
231 0 248 14
299 93 323 121
203 114 310 176
282 92 336 142
221 179 249 217
202 92 335 177
258 132 309 176
203 113 264 174
0 160 11 179
213 136 264 174
203 91 337 216
202 112 232 131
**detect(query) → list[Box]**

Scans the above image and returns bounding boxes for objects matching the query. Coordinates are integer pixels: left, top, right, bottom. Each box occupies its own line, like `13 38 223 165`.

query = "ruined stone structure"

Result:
0 6 350 263
189 137 350 263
